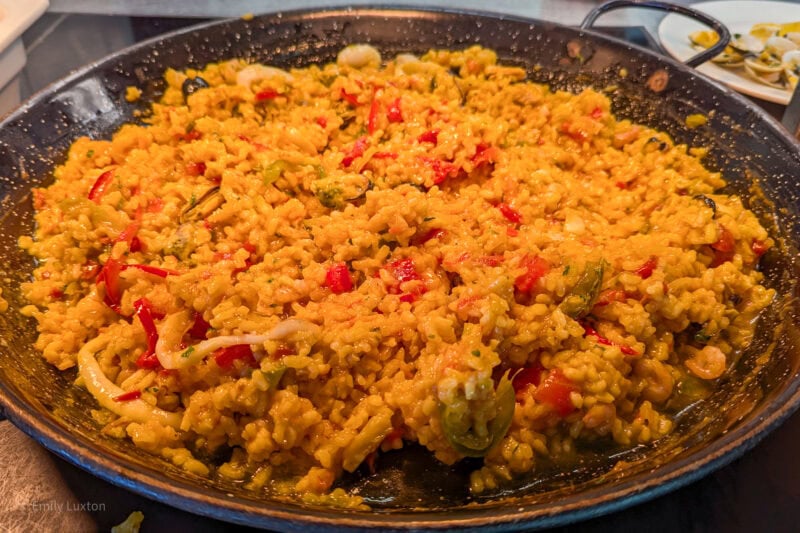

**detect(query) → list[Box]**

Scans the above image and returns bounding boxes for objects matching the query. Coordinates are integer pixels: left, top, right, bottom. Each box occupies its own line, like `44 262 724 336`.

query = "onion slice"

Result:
77 337 183 428
156 318 317 370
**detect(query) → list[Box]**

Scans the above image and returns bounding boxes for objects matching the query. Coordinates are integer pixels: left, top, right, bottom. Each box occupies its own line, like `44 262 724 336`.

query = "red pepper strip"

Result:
533 369 577 416
387 97 403 123
417 129 439 145
115 208 142 251
420 157 459 185
582 323 639 356
634 256 658 279
178 130 202 141
342 136 369 168
122 264 179 278
325 262 353 294
512 363 544 394
514 255 550 294
475 255 505 267
315 116 328 128
595 289 627 307
340 88 361 107
134 297 161 369
88 170 114 204
414 228 446 246
368 91 381 134
497 203 523 225
189 311 211 339
113 390 142 402
372 151 398 159
214 344 258 369
255 88 279 101
590 106 604 119
97 257 123 312
560 122 589 143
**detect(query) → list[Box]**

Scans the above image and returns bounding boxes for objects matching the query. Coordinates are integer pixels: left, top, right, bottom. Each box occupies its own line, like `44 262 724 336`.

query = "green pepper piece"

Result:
559 259 606 319
665 373 711 413
262 160 288 185
263 365 287 390
439 370 516 457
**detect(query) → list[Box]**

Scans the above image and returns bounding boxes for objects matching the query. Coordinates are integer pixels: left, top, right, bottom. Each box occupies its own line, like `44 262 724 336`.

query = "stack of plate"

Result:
0 0 48 116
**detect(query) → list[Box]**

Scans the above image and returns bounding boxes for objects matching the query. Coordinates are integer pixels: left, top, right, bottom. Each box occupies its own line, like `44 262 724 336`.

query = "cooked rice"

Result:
19 45 775 504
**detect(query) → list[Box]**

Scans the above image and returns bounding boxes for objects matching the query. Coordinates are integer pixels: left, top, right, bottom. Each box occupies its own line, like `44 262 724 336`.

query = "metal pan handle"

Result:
581 0 731 68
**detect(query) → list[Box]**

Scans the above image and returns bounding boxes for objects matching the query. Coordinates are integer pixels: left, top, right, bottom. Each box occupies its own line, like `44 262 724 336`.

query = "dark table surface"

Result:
1 8 799 533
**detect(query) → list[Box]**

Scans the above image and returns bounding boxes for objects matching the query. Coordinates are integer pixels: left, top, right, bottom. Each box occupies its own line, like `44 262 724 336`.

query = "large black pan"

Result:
1 5 799 531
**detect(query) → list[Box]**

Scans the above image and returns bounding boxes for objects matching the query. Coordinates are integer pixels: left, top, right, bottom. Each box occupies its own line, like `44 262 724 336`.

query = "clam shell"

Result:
764 36 798 58
744 61 787 88
730 34 765 54
744 55 783 74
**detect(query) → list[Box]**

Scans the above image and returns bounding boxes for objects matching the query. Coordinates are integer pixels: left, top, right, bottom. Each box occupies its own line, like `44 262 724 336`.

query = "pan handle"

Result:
581 0 731 68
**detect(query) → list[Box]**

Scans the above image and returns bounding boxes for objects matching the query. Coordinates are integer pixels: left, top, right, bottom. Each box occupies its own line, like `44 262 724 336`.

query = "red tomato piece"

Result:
325 262 353 294
342 136 369 168
189 312 211 339
711 225 735 252
514 255 550 294
471 143 500 167
512 364 544 394
751 239 769 256
386 257 421 283
255 88 279 101
417 129 439 145
533 369 577 416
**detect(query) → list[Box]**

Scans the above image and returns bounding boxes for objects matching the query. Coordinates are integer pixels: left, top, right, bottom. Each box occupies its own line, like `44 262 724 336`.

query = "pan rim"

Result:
1 5 800 530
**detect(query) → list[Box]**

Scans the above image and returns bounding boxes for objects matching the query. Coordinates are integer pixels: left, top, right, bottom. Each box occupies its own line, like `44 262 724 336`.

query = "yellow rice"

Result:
18 45 775 504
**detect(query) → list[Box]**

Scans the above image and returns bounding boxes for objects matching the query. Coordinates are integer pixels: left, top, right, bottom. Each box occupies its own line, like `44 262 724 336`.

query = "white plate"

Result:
659 0 800 105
